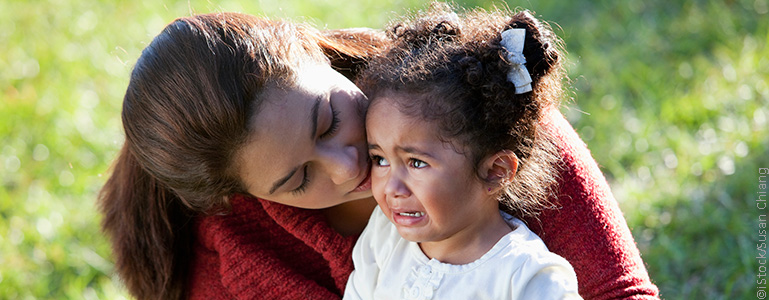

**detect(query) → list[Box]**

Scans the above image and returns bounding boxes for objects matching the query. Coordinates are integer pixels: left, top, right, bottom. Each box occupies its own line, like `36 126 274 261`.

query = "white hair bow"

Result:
500 28 532 94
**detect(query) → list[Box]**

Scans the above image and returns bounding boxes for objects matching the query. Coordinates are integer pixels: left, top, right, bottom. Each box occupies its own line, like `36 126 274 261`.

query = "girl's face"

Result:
236 64 373 209
366 95 500 250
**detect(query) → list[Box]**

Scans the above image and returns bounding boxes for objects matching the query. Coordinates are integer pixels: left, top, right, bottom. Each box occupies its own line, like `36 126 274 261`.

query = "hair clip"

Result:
500 28 532 94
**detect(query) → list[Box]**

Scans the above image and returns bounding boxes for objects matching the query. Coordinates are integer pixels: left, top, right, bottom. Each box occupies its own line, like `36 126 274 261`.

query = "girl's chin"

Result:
394 228 426 243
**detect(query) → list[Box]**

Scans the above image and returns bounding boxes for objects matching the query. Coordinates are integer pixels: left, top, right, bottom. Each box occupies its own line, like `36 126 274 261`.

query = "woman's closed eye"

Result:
293 102 339 196
290 165 310 195
319 105 340 140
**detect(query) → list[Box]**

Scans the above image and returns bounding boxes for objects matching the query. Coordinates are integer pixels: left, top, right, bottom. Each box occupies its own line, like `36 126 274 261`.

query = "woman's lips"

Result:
350 153 372 193
351 169 371 193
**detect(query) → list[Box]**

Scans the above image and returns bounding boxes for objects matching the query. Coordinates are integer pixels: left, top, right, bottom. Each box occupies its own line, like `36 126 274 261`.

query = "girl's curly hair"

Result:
357 2 566 218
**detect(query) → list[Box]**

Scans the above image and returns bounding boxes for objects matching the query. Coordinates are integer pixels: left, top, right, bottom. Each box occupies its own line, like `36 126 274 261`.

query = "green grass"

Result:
1 0 766 299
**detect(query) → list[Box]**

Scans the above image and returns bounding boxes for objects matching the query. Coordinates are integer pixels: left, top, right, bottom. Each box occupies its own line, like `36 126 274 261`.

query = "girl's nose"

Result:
384 169 411 199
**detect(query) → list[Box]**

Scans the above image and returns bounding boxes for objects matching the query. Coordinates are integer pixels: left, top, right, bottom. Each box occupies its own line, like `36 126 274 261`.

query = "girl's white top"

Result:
344 206 582 300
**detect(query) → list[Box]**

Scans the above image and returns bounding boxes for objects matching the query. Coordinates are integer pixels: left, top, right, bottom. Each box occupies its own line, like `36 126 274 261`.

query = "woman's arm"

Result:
525 108 659 299
188 195 356 299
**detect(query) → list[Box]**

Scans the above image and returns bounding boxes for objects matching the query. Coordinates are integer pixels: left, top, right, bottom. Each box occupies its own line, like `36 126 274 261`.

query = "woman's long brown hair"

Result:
98 13 388 300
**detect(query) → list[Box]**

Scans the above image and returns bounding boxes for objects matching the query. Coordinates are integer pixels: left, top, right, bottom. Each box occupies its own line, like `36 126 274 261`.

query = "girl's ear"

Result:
480 150 518 193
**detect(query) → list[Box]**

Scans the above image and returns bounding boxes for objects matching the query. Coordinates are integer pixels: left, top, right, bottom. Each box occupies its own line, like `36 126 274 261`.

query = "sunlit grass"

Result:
1 0 766 298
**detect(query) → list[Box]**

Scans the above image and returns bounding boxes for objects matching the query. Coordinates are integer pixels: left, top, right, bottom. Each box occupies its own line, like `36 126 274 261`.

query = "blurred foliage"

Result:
1 0 766 299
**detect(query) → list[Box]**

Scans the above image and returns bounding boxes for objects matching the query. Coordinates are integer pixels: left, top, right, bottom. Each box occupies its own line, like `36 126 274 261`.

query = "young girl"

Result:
344 5 581 299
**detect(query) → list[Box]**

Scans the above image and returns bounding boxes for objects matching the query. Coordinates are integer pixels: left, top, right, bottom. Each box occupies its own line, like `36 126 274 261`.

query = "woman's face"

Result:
236 64 373 209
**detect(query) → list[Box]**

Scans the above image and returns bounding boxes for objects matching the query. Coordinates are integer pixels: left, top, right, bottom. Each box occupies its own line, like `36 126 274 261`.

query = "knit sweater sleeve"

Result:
188 194 357 300
523 109 659 299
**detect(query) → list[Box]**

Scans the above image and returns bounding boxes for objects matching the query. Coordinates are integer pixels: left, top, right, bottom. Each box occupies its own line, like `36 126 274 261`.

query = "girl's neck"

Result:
321 197 377 236
419 212 513 265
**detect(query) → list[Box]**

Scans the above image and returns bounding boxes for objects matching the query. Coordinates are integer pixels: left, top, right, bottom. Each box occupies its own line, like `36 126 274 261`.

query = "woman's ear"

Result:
480 150 518 193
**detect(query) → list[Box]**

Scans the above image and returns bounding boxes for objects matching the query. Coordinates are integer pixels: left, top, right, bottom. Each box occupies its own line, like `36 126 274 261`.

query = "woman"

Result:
99 10 658 300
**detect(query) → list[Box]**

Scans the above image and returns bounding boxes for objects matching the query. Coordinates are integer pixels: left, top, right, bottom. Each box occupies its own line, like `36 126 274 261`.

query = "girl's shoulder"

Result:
354 206 404 261
499 212 574 270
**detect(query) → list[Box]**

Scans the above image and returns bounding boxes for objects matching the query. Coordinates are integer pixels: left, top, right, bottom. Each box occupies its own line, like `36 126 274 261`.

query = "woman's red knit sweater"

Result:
187 110 660 299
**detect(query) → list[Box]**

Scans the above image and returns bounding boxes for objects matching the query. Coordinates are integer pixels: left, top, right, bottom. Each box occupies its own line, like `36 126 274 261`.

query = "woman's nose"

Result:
320 145 360 185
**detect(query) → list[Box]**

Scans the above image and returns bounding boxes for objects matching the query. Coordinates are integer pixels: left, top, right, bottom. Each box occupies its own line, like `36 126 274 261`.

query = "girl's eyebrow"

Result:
396 146 435 159
368 143 435 160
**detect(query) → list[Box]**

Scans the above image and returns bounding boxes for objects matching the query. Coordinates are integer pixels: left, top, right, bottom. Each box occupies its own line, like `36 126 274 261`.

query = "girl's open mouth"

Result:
392 210 426 226
397 212 424 217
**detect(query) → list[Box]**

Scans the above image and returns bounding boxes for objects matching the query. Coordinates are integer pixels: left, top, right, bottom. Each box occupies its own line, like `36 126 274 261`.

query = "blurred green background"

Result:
1 0 766 298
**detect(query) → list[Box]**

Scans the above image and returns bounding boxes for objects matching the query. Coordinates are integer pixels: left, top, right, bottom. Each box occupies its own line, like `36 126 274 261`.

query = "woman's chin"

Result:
346 191 375 204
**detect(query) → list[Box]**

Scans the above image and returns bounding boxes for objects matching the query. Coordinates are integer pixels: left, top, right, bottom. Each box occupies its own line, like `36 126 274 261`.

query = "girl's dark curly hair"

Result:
357 2 566 218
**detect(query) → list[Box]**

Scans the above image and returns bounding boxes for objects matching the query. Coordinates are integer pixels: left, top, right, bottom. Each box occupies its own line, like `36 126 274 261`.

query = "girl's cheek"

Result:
371 172 386 200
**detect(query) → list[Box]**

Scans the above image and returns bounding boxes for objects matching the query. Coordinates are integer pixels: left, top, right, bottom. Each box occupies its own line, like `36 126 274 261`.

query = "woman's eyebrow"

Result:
269 96 322 195
309 95 322 139
270 166 299 195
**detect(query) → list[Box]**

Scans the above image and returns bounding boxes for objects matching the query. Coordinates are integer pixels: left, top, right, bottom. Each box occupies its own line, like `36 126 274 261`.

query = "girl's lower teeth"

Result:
399 212 424 217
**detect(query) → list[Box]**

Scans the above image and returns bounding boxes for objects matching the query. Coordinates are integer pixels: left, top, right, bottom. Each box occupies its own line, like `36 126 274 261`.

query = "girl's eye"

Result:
410 159 428 169
372 155 390 167
291 166 310 195
319 105 340 140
